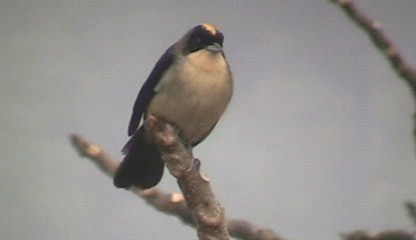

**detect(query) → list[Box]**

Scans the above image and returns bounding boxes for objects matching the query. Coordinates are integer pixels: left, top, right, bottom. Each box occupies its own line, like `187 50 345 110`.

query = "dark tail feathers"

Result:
114 126 164 189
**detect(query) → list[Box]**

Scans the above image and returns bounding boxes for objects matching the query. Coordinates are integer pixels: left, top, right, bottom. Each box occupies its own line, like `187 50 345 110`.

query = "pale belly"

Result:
147 51 232 144
147 75 232 144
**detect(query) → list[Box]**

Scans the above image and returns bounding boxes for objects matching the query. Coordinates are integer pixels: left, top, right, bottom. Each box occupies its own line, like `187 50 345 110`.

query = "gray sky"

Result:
1 1 415 240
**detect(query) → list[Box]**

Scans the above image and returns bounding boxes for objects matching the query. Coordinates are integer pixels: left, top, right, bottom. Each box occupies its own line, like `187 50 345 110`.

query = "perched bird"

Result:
114 24 233 189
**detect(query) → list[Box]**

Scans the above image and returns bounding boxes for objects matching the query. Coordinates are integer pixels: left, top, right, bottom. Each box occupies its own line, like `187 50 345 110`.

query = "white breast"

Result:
148 49 233 144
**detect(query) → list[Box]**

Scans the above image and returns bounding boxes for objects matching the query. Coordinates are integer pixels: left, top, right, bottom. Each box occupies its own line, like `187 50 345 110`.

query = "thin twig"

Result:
329 0 416 145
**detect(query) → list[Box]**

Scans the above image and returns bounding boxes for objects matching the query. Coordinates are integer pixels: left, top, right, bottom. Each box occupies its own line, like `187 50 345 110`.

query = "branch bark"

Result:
144 116 230 240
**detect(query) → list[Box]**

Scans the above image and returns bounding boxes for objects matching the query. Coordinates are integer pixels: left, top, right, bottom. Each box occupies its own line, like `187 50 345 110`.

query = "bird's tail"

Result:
114 126 164 189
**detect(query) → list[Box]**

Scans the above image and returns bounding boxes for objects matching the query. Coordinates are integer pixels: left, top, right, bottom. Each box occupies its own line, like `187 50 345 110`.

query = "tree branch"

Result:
329 0 416 146
70 133 283 240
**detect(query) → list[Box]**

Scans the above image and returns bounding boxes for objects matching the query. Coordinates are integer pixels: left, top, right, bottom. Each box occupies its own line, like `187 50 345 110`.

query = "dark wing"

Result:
128 45 176 136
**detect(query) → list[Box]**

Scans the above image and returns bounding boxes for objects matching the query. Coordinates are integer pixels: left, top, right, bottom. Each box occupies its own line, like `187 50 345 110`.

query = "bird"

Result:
114 23 233 189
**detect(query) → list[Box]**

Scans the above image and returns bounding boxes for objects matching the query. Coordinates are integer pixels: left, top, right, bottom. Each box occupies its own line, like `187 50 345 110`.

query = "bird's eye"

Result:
187 36 204 53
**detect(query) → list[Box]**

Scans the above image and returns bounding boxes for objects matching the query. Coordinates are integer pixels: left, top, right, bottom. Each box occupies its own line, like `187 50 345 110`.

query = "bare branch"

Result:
329 0 416 146
70 133 284 240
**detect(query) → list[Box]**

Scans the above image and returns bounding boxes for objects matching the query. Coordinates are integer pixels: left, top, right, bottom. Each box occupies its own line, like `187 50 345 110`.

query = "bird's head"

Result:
180 23 224 55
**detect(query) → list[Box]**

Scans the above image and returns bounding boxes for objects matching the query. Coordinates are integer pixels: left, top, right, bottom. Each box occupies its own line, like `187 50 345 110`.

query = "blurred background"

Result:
1 1 415 239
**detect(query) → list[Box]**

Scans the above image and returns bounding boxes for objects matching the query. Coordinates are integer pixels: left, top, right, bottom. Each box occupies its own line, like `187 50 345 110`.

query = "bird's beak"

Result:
205 42 222 53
